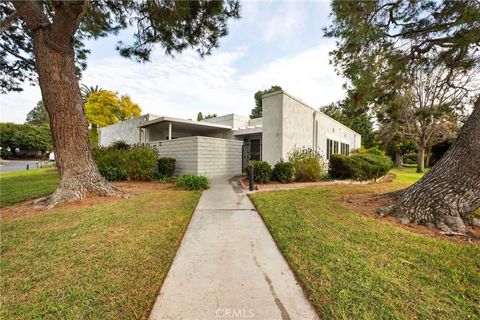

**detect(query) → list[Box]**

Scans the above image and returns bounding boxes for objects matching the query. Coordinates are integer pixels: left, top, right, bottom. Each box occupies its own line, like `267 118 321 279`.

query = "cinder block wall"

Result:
152 136 243 178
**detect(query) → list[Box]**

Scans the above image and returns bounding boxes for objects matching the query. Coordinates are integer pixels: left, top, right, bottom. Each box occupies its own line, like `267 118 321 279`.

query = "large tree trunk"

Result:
382 98 480 234
31 29 118 208
394 149 402 168
416 145 425 173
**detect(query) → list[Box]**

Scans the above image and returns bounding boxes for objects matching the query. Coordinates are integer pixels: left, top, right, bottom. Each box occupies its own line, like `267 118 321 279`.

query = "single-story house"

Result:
99 91 361 177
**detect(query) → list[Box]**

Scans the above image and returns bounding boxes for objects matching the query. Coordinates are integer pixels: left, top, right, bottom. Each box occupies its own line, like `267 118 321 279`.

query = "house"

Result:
99 91 361 177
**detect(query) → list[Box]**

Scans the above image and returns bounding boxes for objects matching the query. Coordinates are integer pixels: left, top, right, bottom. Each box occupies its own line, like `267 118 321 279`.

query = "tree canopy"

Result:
25 100 49 125
0 123 51 157
325 0 480 109
250 85 282 119
197 112 217 121
0 1 241 93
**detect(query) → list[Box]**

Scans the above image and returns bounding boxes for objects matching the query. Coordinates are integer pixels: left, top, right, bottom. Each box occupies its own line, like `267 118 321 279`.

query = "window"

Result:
326 139 332 159
339 142 350 155
334 141 339 154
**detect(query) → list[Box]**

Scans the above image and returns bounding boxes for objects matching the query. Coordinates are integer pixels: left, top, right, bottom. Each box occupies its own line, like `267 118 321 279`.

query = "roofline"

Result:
262 90 362 137
138 116 232 129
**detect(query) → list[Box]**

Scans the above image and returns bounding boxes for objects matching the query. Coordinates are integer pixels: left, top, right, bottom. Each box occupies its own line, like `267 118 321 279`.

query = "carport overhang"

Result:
139 116 232 140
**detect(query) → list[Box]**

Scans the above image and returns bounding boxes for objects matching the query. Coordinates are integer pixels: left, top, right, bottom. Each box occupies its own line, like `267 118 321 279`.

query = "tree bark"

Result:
394 149 402 168
382 98 480 233
31 28 117 208
416 145 425 173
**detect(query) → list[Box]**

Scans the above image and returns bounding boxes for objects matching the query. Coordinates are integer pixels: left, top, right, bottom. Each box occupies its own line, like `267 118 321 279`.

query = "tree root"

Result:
37 177 123 209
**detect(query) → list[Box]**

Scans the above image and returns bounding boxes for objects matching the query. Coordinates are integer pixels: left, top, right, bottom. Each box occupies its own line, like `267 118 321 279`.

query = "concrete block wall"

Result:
152 136 243 178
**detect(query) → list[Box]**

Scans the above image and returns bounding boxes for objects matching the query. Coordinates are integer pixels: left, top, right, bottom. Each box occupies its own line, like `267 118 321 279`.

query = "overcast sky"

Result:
0 1 346 124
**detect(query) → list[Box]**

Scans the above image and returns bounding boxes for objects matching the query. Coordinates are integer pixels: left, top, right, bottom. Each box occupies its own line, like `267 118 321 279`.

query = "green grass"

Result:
0 167 60 206
390 165 430 185
250 167 480 319
1 189 201 319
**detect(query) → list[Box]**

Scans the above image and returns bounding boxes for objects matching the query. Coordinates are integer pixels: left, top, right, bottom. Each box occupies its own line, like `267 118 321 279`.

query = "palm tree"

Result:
80 84 104 102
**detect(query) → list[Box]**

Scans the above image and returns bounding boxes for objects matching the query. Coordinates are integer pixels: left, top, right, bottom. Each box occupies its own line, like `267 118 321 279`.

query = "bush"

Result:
151 172 174 183
288 147 324 182
271 161 295 183
92 145 158 181
248 160 272 183
329 152 394 181
175 175 209 190
98 166 127 181
158 157 176 177
111 140 130 150
403 153 417 164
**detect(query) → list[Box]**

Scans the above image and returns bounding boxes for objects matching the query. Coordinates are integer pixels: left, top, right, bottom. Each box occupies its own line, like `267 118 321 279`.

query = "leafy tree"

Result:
85 90 141 144
25 100 49 125
320 101 375 148
326 0 480 233
250 85 282 119
0 1 240 208
197 112 217 121
0 123 52 158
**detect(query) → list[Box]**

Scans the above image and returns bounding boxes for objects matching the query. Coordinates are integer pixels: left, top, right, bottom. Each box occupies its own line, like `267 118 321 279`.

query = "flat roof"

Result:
138 116 232 132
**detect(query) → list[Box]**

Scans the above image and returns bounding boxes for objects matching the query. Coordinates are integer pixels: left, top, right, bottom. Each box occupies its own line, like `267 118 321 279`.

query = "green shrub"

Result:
125 146 158 180
272 161 295 183
355 146 386 156
288 147 324 182
329 152 394 181
175 175 209 190
248 160 272 183
403 153 417 164
151 172 174 183
92 145 157 181
158 157 176 177
111 140 130 150
98 166 127 181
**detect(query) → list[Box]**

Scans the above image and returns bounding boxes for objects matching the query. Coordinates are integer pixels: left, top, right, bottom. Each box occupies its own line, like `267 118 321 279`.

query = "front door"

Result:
250 139 261 161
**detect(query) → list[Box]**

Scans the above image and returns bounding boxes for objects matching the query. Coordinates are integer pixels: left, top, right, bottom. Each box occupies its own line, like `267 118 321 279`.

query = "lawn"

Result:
1 188 201 319
250 167 480 320
0 167 60 206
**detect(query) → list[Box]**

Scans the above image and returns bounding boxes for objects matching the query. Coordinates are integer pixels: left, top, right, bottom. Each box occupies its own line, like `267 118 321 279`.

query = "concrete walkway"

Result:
149 178 319 320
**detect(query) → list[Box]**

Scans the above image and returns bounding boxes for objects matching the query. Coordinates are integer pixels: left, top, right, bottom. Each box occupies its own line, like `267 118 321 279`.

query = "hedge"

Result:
175 175 209 190
288 147 324 182
158 157 176 177
329 151 393 181
92 144 158 181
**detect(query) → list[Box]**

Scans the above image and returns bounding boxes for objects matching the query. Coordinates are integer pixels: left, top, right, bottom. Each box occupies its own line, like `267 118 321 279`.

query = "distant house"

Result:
99 91 361 177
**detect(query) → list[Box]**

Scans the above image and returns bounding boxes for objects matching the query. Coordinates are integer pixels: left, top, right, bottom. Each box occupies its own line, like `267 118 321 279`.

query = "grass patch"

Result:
390 165 429 185
0 167 60 206
1 189 201 319
250 166 480 319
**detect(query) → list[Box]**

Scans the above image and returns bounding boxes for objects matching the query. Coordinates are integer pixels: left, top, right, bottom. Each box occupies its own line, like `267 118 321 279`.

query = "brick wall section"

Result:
151 136 243 178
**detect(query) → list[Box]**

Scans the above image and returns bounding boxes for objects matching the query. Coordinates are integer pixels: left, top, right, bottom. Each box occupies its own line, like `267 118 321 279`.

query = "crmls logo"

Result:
215 308 254 318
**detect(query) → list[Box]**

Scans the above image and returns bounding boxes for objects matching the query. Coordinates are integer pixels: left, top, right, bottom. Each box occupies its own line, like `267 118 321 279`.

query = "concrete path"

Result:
149 178 319 320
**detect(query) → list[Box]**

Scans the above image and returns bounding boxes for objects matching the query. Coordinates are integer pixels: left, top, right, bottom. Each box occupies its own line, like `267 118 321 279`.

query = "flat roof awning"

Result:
139 116 232 132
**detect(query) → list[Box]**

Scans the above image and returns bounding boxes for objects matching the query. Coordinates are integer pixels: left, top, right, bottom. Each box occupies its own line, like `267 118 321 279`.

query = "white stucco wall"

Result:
151 136 242 178
99 114 159 146
262 91 361 164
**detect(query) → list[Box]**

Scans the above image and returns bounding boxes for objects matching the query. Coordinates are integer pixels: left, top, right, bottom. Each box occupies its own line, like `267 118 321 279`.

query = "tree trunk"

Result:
416 145 425 173
383 98 480 233
31 29 118 208
394 149 402 168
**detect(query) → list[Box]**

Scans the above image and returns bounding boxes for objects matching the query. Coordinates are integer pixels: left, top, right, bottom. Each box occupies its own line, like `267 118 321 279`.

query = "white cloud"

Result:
262 2 307 42
0 43 345 123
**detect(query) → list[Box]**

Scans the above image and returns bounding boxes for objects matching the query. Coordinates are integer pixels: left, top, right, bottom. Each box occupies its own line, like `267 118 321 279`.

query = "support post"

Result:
26 164 29 170
248 164 254 191
168 122 172 140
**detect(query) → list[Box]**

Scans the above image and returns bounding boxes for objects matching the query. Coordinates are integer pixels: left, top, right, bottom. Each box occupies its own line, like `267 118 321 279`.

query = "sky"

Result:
0 0 346 124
